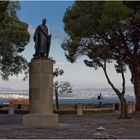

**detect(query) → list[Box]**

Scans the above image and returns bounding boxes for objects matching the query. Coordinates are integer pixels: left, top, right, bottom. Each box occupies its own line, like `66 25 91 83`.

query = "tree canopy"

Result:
63 1 135 63
62 1 140 111
0 1 30 80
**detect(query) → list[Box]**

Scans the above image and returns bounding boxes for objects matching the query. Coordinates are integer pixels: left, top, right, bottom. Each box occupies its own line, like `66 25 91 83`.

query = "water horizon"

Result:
0 86 135 104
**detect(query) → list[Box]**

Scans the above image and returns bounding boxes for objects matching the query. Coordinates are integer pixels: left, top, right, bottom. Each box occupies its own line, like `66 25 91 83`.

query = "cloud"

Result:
28 25 35 40
0 79 29 90
55 62 70 67
51 29 67 41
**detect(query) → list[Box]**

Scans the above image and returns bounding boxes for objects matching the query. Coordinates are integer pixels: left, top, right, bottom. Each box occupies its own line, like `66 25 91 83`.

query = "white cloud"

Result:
51 29 67 41
0 79 28 90
28 25 35 40
54 61 70 67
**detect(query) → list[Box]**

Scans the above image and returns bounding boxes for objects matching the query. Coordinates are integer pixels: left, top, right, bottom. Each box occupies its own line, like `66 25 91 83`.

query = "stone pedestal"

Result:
128 101 133 114
77 104 83 116
132 102 135 112
8 104 14 115
23 58 58 128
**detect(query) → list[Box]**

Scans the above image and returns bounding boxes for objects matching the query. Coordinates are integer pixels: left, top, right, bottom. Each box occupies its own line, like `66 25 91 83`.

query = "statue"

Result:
33 18 51 58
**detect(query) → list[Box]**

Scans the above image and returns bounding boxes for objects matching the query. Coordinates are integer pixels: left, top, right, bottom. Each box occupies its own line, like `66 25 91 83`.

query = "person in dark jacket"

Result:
98 93 103 108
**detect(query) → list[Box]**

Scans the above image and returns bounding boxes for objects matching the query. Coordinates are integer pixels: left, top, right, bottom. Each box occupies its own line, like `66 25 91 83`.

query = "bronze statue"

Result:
33 18 51 58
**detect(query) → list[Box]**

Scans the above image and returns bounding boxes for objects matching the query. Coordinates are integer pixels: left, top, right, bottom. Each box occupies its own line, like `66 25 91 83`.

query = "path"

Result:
0 112 140 139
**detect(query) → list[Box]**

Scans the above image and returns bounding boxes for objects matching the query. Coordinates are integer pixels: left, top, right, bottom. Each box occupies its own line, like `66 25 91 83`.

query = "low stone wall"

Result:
54 108 114 115
2 102 136 115
54 103 115 115
56 103 114 110
0 103 115 115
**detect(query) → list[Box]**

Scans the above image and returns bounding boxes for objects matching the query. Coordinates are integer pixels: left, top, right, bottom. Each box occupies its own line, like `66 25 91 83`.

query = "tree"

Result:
54 81 72 110
53 67 72 109
122 1 140 111
53 67 64 77
0 1 30 80
84 47 129 118
0 1 9 21
62 1 139 118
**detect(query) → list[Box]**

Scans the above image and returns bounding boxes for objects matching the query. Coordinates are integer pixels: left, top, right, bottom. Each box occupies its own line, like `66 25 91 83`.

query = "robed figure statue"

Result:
33 18 51 58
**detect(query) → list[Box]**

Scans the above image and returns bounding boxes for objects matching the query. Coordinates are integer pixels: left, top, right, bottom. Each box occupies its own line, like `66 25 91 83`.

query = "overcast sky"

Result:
0 1 133 90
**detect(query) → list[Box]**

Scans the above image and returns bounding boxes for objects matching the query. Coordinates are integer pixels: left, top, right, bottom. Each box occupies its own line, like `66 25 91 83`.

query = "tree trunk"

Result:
55 87 59 110
134 69 140 111
102 63 130 119
118 95 130 119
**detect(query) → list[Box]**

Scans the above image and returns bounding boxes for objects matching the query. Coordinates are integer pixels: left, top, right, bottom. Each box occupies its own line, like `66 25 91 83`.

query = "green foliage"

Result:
62 1 140 115
54 81 72 95
53 68 64 77
0 1 30 80
57 81 72 95
7 1 20 18
0 55 29 80
0 1 9 21
124 1 140 12
54 80 72 110
62 1 140 78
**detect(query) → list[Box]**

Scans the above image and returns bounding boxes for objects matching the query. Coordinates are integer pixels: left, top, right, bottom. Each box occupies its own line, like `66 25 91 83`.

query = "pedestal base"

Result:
23 114 58 128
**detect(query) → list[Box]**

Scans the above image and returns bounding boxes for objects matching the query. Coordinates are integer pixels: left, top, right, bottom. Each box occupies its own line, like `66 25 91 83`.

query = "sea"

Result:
0 87 135 104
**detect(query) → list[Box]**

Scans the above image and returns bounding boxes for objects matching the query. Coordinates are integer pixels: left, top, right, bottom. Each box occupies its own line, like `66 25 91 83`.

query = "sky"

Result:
0 1 133 90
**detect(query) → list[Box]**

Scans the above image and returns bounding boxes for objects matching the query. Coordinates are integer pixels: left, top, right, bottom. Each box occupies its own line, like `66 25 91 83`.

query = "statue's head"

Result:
42 18 47 25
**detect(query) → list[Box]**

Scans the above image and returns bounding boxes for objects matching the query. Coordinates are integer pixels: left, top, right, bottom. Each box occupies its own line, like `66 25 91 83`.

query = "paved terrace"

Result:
0 112 140 139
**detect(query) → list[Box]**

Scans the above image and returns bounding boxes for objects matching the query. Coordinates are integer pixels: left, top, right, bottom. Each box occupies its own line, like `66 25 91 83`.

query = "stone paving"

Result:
0 112 140 139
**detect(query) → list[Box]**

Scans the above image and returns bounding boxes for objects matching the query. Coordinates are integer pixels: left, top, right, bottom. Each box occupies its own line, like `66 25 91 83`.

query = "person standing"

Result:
98 93 103 108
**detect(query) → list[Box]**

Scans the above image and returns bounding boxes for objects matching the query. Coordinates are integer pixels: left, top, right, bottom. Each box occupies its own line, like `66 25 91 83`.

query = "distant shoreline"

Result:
57 97 135 104
0 86 135 104
0 96 135 104
0 94 135 104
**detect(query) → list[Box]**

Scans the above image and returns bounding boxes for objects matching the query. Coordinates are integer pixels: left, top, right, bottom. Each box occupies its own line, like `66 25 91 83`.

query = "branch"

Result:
134 43 139 56
101 60 121 97
118 31 134 65
97 29 134 66
121 63 125 94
